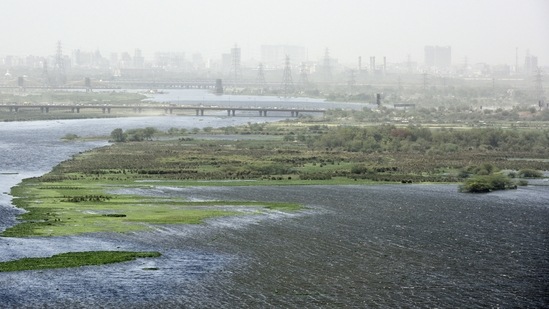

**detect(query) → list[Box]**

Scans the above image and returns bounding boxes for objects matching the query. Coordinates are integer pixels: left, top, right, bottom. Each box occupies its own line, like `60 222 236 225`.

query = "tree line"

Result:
110 127 158 142
308 125 549 154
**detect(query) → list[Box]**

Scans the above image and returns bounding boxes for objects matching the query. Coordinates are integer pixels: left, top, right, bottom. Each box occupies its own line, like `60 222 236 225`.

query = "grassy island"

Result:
4 122 548 238
0 251 161 272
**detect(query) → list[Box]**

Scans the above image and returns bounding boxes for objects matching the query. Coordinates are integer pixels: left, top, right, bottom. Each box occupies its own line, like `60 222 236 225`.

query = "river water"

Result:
0 91 548 308
143 88 369 110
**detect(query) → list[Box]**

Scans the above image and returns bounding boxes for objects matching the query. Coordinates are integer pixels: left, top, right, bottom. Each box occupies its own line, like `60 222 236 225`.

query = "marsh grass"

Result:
0 251 161 272
3 176 302 237
4 125 548 237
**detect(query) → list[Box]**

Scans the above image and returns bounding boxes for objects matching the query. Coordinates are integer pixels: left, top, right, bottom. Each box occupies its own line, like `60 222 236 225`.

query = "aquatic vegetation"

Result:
0 251 161 272
2 176 301 237
4 124 548 236
459 173 516 193
518 169 543 178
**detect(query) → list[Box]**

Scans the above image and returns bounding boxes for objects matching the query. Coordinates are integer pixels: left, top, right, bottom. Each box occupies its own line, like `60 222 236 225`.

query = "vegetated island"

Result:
2 119 548 270
4 121 549 238
0 251 161 272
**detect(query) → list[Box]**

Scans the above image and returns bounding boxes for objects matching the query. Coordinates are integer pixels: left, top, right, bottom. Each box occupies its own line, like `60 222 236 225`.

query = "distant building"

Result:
524 53 538 74
154 52 186 69
192 53 205 70
71 49 107 68
221 53 232 74
231 45 241 79
133 49 144 68
119 52 132 68
424 45 451 68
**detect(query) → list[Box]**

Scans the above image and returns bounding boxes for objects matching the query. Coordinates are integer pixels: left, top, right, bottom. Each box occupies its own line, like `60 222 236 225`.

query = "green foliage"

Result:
518 169 543 178
459 173 516 193
110 127 158 142
350 164 371 174
0 251 161 272
467 163 498 175
110 128 126 142
313 125 549 154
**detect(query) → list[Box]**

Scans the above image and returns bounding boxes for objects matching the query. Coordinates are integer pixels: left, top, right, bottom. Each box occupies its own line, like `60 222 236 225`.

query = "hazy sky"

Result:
1 0 548 66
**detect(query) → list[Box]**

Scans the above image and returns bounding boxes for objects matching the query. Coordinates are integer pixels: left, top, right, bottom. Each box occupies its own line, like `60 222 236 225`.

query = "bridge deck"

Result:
0 103 326 117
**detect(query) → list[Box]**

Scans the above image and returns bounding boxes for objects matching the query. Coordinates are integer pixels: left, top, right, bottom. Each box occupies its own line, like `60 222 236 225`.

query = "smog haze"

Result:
1 0 548 65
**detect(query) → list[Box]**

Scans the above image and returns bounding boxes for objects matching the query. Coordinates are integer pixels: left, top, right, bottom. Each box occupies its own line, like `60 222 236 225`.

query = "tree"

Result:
110 128 126 142
143 127 158 140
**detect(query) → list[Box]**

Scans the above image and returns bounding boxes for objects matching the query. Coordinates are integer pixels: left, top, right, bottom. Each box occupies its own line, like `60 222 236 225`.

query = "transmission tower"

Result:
535 69 545 108
323 48 332 83
256 63 266 88
299 62 309 88
347 69 356 89
53 41 66 86
281 55 294 97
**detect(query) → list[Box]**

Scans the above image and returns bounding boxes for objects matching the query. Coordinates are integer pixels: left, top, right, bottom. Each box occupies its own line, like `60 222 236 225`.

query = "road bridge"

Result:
0 103 325 117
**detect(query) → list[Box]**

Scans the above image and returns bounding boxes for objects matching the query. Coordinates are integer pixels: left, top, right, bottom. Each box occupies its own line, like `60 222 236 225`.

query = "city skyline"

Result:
1 0 548 66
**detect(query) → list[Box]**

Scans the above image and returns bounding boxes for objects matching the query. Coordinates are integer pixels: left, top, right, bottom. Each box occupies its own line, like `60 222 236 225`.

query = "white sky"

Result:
1 0 548 65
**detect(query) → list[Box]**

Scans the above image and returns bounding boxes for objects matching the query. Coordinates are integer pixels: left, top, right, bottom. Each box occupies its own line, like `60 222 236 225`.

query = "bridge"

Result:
0 103 326 117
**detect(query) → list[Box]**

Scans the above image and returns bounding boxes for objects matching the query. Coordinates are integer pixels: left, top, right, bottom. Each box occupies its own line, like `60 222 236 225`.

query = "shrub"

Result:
110 128 126 142
518 169 543 178
459 173 515 193
350 164 370 174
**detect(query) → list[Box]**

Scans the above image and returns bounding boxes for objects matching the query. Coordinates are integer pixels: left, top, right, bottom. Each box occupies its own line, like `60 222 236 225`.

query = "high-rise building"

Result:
133 49 144 68
230 45 241 82
524 53 538 74
424 46 451 68
154 52 185 69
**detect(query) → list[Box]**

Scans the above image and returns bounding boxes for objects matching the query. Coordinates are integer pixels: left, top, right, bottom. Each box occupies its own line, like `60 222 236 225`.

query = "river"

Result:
0 91 547 308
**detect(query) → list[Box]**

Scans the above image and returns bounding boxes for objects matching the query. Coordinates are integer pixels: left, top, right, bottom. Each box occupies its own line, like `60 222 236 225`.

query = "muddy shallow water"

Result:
1 184 547 308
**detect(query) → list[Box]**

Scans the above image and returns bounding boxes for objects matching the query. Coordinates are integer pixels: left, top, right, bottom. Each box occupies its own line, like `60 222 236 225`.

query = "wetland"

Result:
1 91 548 308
